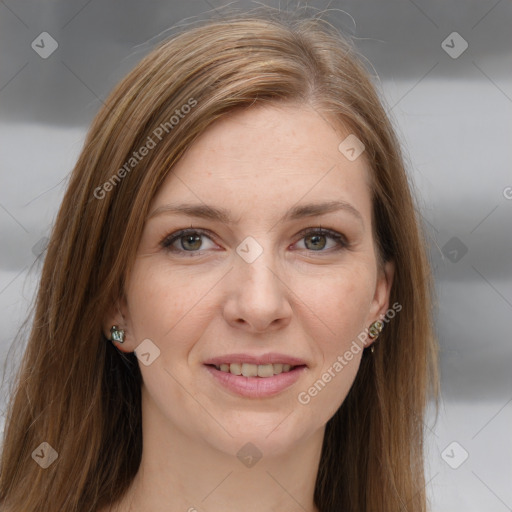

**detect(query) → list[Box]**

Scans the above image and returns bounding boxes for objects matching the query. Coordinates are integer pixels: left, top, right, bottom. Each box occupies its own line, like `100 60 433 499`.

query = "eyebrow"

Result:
147 199 364 226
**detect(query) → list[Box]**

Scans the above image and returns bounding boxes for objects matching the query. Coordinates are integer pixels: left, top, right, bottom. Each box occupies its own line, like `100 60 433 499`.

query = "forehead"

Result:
150 103 373 224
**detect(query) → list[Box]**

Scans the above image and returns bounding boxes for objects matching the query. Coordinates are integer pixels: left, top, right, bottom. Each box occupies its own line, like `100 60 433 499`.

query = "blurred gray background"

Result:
1 0 511 510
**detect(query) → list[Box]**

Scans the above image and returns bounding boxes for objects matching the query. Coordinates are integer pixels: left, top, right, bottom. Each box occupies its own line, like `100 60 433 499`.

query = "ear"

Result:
367 259 395 343
101 295 134 353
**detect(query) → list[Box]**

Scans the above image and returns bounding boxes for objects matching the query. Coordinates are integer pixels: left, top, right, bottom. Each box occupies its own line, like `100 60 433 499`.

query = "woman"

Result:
0 7 438 512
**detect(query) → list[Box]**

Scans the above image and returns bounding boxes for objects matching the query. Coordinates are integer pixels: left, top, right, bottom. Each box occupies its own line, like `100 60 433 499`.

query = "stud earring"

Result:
368 320 384 340
368 320 384 354
110 325 125 343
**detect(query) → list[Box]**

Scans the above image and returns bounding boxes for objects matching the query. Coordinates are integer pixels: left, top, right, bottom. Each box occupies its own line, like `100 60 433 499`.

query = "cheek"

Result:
297 262 375 347
124 260 214 348
291 264 374 417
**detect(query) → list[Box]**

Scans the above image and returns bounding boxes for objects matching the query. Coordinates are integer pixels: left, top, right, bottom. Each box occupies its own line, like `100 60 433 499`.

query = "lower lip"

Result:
204 365 307 398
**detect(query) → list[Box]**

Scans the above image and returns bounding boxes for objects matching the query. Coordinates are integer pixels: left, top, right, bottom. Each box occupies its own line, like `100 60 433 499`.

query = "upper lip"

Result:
203 353 308 367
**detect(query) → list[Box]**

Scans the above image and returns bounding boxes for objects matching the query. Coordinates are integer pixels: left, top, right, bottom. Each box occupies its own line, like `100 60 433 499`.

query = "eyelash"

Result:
160 226 350 255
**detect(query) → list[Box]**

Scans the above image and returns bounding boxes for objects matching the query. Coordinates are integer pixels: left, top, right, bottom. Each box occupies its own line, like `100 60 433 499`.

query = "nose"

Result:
222 245 293 333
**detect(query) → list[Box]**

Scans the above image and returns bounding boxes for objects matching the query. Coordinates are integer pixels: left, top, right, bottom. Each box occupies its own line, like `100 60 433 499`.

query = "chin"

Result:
199 412 321 461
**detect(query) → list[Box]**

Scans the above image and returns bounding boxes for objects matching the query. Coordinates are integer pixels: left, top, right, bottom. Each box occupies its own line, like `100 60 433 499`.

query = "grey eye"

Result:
304 233 327 250
180 234 203 251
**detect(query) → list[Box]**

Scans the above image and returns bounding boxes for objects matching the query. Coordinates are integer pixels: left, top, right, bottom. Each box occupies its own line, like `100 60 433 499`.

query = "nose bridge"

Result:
224 234 291 331
236 234 281 296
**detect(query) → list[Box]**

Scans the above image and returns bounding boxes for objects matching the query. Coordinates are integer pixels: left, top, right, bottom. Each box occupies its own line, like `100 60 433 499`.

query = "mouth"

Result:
202 354 308 398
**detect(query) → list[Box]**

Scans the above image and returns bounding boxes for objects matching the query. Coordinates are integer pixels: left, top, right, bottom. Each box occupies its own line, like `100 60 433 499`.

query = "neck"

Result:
112 386 324 512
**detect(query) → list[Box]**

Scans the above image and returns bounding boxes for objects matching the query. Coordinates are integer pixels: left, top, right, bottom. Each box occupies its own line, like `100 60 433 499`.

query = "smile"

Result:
204 364 307 398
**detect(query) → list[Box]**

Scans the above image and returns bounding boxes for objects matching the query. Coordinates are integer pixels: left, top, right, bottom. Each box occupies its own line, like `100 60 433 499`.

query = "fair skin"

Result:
102 103 394 512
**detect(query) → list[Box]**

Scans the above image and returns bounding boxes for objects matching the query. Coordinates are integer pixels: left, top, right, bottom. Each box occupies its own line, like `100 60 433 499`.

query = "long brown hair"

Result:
0 6 438 511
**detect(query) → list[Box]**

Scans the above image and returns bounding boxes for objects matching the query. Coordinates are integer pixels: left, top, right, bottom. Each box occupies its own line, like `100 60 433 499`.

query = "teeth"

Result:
257 364 274 377
230 363 242 375
214 362 296 377
242 363 258 377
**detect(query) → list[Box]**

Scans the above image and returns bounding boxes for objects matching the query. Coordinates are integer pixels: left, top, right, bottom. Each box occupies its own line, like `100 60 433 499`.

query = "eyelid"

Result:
160 227 218 252
160 226 350 254
294 226 350 249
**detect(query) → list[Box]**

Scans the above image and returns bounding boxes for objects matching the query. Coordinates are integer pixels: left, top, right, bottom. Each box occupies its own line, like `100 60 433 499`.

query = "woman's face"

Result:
111 103 393 458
